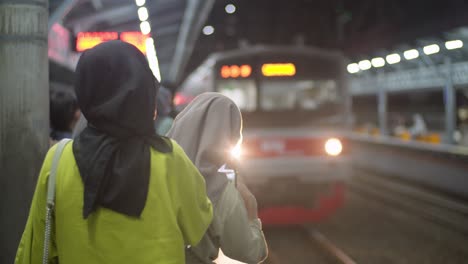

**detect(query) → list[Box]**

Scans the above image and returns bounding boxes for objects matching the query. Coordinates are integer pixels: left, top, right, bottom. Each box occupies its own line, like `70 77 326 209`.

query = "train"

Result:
174 45 350 224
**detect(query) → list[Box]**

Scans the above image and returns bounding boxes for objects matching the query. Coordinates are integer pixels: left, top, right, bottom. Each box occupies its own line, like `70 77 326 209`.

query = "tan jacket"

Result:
186 182 267 264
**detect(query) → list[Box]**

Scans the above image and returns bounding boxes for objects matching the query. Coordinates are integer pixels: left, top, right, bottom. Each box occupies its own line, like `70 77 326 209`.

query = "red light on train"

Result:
76 32 118 52
230 65 240 78
221 66 231 78
240 65 252 77
220 64 252 78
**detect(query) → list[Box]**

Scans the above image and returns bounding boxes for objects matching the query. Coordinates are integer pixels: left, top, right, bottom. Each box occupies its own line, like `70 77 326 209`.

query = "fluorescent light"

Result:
445 40 463 50
203 25 214 35
386 53 401 64
145 37 161 81
347 63 360 74
135 0 145 6
423 44 440 55
225 4 236 14
137 7 149 21
358 60 371 70
371 57 385 68
140 21 151 35
403 49 419 60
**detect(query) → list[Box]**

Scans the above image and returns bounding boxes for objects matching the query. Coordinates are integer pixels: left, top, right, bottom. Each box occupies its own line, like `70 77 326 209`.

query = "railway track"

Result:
264 227 356 264
349 169 468 235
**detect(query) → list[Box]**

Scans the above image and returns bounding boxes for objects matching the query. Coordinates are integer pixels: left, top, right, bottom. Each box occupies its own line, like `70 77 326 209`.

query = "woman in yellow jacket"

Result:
15 41 213 264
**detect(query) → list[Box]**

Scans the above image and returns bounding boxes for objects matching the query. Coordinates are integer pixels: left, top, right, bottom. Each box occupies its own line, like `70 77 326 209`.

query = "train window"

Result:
260 79 338 111
217 80 257 111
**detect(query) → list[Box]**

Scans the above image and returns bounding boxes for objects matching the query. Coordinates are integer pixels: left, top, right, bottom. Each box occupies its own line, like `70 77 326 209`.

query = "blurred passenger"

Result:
167 93 268 264
49 86 80 142
15 41 213 264
408 113 428 138
155 86 174 135
392 114 408 137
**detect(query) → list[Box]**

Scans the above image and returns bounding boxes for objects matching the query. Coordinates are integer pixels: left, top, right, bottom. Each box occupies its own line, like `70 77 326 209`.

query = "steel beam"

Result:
48 0 79 32
168 0 216 84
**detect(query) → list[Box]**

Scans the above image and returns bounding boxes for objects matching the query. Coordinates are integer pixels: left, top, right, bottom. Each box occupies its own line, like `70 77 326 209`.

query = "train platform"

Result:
2 1 468 263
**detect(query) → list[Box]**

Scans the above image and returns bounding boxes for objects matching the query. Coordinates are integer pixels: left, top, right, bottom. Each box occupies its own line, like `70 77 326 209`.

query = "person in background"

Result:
167 93 268 264
49 86 80 142
409 113 428 138
15 41 213 264
155 86 174 135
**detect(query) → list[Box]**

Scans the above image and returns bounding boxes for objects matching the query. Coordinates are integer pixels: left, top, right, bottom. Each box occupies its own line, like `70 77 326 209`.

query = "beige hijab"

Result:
167 92 242 203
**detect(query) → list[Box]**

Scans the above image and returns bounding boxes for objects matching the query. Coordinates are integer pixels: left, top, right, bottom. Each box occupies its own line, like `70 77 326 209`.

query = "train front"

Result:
215 48 351 225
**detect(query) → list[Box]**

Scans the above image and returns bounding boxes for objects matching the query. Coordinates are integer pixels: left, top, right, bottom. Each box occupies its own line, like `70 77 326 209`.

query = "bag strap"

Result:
43 139 71 264
47 139 71 207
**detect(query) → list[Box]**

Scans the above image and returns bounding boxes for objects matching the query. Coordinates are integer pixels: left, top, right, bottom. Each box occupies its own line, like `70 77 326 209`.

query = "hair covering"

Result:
73 40 172 218
72 114 87 139
167 93 242 203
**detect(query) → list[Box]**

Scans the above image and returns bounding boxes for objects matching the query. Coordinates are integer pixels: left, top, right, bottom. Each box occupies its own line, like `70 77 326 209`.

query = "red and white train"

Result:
174 45 350 224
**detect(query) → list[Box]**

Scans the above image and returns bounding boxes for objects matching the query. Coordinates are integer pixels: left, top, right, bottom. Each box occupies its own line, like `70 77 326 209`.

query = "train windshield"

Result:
217 79 339 112
260 79 338 111
217 79 257 112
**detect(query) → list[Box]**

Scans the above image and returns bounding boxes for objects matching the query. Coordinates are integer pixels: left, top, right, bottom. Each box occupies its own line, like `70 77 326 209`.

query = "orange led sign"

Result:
76 32 149 54
220 64 252 78
76 32 118 52
261 63 296 77
120 32 149 54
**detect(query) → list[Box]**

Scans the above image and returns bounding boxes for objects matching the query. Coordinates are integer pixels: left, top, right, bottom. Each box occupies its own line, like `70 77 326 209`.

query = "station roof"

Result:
50 0 468 85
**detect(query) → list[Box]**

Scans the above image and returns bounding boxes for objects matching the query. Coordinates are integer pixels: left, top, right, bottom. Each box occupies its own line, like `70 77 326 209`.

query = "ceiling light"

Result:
347 63 360 74
358 60 371 70
423 44 440 55
138 7 149 21
203 25 214 35
140 21 151 35
403 49 419 60
386 53 401 64
225 4 236 14
445 40 463 50
371 57 385 68
135 0 145 6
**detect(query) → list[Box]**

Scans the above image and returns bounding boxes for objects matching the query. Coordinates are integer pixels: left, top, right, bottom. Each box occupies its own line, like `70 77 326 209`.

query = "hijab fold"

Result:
73 41 171 218
167 93 242 203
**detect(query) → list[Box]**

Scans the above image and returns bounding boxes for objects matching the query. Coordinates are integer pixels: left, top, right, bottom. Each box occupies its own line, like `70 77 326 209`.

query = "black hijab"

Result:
73 41 172 218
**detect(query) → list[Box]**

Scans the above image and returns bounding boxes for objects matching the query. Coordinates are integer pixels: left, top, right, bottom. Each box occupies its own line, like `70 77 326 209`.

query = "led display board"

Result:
261 63 296 77
76 32 149 54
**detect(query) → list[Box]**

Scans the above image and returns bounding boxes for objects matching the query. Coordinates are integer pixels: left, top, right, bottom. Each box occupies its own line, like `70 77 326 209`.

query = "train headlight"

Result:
230 144 242 160
325 138 342 156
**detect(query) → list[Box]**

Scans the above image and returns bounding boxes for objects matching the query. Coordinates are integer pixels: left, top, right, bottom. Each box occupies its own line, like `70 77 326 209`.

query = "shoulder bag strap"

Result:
43 139 71 264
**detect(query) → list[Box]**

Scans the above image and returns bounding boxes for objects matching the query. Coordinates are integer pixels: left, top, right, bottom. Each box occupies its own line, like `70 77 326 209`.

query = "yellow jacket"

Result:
15 140 213 264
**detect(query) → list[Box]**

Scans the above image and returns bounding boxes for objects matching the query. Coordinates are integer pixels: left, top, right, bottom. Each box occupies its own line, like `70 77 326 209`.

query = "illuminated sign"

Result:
76 32 118 52
220 64 252 78
120 32 148 54
261 63 296 77
76 32 150 54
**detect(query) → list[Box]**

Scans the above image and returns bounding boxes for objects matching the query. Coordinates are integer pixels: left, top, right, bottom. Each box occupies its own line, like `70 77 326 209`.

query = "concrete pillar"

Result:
0 1 49 262
444 57 456 144
377 73 388 136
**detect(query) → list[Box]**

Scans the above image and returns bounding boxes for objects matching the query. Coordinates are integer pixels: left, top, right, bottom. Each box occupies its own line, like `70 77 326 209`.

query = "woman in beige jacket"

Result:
167 93 268 264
